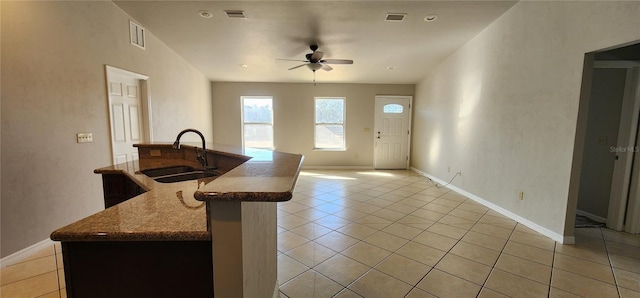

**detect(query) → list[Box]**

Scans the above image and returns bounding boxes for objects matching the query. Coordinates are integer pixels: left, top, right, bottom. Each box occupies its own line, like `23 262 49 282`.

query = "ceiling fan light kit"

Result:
307 64 323 71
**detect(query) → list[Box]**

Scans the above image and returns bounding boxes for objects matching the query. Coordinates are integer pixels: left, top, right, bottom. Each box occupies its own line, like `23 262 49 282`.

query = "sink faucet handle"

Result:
195 147 207 167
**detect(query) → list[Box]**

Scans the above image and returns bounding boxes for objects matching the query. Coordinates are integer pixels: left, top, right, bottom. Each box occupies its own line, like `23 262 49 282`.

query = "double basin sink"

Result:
141 166 219 183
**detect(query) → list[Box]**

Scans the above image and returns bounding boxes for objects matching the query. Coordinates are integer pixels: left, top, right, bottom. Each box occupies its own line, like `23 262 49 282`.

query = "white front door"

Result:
374 96 412 169
106 66 148 165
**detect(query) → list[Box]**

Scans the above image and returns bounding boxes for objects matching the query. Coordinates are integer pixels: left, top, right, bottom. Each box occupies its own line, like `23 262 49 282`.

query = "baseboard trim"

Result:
576 209 607 223
0 238 56 268
302 165 374 170
411 167 569 244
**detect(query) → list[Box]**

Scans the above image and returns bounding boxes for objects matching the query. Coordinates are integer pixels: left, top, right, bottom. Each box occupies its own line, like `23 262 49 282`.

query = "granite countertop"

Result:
50 144 304 242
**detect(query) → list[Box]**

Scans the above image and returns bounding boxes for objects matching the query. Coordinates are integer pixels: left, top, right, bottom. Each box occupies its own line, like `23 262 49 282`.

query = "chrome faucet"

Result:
172 129 214 170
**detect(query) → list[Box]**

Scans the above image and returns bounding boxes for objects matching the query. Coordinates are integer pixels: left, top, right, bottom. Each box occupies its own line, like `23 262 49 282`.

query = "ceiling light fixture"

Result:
424 14 438 22
241 64 248 68
387 66 395 70
199 10 213 18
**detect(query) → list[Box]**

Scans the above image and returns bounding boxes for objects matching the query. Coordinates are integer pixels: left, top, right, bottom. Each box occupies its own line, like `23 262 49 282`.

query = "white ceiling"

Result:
114 1 517 84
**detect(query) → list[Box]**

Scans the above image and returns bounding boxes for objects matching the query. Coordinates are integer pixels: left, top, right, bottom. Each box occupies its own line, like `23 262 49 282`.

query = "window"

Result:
242 96 273 149
383 104 403 114
315 97 345 150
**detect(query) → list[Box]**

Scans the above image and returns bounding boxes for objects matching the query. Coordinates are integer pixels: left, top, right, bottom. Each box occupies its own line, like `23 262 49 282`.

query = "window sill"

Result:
313 148 346 152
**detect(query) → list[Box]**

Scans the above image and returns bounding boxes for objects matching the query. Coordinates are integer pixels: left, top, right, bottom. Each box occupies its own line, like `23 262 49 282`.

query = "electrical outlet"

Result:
448 166 451 173
77 133 93 143
518 191 524 200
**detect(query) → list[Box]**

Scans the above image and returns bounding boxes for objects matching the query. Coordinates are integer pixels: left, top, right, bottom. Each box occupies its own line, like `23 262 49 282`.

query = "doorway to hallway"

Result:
571 42 640 234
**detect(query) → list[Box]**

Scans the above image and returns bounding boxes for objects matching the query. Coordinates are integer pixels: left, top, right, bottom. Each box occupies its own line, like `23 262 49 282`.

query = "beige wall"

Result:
411 1 640 237
1 1 212 257
211 82 414 167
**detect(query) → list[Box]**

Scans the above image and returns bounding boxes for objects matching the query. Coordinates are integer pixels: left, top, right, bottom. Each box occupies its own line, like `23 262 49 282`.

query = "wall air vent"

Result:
224 10 247 19
385 13 406 22
129 20 145 49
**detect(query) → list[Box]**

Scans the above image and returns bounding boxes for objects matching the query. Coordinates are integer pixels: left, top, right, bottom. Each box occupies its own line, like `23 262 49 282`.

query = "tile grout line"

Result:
547 235 557 298
602 227 623 298
53 244 62 298
476 218 520 298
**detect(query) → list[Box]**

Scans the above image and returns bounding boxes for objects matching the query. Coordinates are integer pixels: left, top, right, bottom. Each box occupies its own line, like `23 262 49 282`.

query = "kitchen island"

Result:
51 143 304 298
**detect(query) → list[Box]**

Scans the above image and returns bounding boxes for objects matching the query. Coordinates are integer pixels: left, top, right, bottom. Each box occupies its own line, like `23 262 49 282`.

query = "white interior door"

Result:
621 67 640 234
106 66 148 165
374 96 412 169
607 66 640 233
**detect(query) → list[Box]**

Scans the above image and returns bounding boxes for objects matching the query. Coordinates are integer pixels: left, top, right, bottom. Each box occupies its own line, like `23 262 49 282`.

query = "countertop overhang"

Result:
193 150 305 202
50 144 304 242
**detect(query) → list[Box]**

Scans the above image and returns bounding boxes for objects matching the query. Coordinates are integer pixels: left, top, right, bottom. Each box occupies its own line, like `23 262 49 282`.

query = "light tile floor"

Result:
1 242 65 298
1 170 639 297
276 170 640 298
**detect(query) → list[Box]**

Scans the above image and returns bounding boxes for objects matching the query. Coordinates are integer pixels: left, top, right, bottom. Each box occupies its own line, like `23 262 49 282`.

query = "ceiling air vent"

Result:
385 13 406 22
224 10 247 19
129 20 145 49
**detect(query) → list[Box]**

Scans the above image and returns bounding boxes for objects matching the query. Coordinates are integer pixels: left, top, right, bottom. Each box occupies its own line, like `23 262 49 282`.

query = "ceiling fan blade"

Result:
321 59 353 65
288 64 307 70
311 51 324 61
321 64 333 71
277 59 308 62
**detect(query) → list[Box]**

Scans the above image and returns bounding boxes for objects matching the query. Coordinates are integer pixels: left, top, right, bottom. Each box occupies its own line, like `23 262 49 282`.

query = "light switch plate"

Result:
77 133 93 143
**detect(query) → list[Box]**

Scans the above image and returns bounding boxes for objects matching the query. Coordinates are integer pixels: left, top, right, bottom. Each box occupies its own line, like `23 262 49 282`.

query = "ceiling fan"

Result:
278 45 353 83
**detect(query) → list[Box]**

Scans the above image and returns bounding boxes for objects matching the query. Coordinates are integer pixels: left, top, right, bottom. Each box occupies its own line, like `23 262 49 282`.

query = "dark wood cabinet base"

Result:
101 174 146 208
62 241 213 298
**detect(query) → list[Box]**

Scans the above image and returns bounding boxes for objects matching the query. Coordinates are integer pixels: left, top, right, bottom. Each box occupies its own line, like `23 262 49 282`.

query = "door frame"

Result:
105 65 152 164
373 95 413 170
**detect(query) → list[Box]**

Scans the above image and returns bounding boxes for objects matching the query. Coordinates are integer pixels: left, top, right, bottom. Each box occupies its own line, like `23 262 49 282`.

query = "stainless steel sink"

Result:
141 165 219 183
141 166 197 177
154 171 218 183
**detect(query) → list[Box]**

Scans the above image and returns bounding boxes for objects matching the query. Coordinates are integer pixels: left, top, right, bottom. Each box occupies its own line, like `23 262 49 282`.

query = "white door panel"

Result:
112 103 126 142
129 105 141 141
